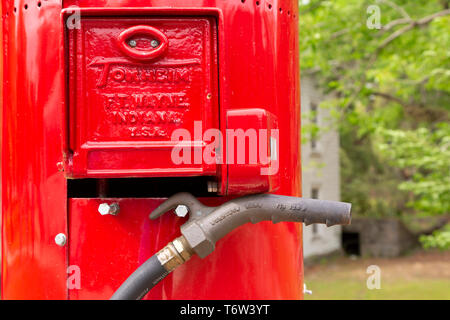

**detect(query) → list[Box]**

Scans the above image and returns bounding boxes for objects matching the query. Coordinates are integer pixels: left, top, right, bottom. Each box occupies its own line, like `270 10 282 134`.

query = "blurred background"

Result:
299 0 449 299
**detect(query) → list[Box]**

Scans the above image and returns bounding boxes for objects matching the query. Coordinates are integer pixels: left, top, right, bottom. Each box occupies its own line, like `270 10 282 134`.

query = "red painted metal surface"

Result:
117 25 169 61
2 0 302 300
68 198 301 299
226 108 280 195
1 0 68 299
66 16 219 178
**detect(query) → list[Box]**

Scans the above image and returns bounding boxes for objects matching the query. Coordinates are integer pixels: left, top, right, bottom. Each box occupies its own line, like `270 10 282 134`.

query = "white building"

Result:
301 76 342 259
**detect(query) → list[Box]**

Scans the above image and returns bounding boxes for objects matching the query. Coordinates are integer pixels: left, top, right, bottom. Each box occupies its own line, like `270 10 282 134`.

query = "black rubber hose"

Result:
110 255 168 300
113 193 352 299
150 193 351 258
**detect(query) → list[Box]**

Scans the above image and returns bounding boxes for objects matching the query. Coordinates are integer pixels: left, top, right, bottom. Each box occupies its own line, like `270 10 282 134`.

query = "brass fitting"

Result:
156 236 194 272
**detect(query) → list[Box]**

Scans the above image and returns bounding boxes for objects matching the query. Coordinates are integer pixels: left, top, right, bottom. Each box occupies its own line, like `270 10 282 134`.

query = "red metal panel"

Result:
2 0 302 300
66 16 219 178
1 0 68 299
225 108 280 195
69 198 302 300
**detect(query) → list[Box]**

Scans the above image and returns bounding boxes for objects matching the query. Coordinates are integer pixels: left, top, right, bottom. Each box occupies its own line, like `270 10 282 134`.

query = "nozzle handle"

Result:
150 193 351 258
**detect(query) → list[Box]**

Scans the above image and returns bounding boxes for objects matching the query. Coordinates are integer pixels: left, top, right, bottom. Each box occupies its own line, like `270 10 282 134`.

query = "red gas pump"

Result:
1 0 350 300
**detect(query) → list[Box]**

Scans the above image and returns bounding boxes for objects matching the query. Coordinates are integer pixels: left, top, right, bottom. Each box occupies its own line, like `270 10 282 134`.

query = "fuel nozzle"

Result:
150 192 352 259
111 192 351 299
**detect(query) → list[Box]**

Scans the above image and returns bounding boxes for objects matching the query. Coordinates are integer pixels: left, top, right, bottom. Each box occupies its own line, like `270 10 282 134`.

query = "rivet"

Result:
56 162 64 172
55 233 67 247
128 40 137 47
150 39 160 48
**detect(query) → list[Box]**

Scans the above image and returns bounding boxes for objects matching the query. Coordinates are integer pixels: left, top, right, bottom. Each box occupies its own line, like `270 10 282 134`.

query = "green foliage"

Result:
299 0 450 224
300 0 450 104
377 124 450 215
340 129 411 218
420 224 450 250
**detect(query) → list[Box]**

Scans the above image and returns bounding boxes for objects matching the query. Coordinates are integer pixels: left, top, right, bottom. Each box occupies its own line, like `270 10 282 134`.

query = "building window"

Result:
311 187 319 234
311 187 319 199
310 103 318 150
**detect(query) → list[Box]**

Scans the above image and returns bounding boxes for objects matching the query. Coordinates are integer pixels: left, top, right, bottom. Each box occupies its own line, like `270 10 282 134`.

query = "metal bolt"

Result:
207 181 218 193
55 233 67 247
303 283 313 295
128 39 137 47
98 203 120 216
150 39 160 48
175 205 189 217
56 161 64 172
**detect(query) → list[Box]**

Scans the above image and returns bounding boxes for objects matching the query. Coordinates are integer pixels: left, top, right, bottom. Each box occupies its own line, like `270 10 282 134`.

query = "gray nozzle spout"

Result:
150 193 351 258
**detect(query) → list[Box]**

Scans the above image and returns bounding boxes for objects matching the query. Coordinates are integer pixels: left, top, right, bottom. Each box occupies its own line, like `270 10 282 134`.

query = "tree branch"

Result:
377 9 450 51
371 91 416 108
377 0 411 19
417 8 450 24
381 18 413 32
330 28 350 39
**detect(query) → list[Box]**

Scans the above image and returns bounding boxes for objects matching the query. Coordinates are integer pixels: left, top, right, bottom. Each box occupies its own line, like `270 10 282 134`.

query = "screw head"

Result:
56 161 64 172
128 39 137 47
175 205 189 217
98 203 120 216
55 233 67 247
150 39 160 48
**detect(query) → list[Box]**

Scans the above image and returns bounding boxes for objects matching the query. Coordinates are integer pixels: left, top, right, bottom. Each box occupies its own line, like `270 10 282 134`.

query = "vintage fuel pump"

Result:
1 1 351 299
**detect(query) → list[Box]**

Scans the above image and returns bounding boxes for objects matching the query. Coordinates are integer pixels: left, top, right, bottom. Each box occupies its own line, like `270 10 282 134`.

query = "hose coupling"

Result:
156 236 193 272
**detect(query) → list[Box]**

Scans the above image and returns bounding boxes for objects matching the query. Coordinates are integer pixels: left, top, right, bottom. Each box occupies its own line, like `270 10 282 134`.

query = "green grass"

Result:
304 250 450 300
305 278 450 300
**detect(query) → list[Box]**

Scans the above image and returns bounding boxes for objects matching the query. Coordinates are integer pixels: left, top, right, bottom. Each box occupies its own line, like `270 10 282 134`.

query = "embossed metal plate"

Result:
66 17 218 177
